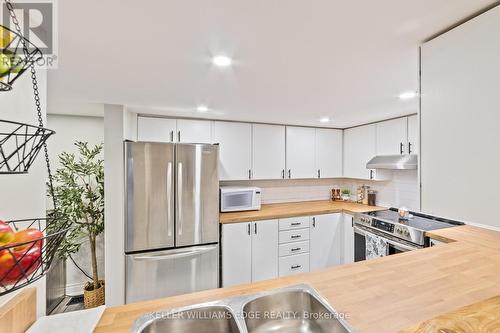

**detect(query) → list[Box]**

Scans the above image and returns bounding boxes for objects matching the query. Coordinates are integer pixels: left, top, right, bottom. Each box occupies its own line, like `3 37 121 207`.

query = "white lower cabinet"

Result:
279 240 310 257
342 214 355 264
279 253 310 277
310 213 343 270
279 228 310 243
221 222 252 287
223 213 355 285
222 220 278 287
278 217 311 277
251 220 279 282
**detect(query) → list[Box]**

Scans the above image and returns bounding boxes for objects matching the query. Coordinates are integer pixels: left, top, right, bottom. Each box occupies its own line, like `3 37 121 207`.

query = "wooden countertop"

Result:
400 295 500 333
220 200 387 223
95 225 500 333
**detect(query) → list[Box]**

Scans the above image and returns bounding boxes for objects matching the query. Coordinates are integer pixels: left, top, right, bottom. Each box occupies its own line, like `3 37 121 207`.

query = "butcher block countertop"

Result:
95 225 500 333
400 295 500 333
219 200 387 223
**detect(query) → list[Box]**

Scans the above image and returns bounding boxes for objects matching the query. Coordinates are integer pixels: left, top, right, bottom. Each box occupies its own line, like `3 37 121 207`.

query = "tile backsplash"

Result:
221 170 420 211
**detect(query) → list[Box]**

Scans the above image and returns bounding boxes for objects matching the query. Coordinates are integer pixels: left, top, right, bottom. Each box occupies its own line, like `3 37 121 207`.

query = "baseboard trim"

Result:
65 283 85 296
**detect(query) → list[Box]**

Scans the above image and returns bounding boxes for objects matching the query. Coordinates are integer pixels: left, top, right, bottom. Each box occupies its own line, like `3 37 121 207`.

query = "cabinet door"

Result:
176 119 212 143
342 214 354 264
137 117 176 142
315 129 343 178
343 124 376 180
251 220 279 282
407 115 418 155
310 214 342 271
376 118 408 155
286 127 316 179
213 122 252 180
252 124 286 180
222 223 252 287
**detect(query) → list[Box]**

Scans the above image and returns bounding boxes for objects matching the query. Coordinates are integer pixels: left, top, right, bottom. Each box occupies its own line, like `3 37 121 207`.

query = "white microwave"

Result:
220 186 262 212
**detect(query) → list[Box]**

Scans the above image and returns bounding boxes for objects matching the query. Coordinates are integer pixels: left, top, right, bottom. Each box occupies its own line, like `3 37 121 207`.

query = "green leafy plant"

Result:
49 141 104 291
341 189 351 195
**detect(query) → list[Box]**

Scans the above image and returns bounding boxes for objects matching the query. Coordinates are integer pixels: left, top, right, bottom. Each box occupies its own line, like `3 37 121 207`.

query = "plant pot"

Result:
84 280 105 309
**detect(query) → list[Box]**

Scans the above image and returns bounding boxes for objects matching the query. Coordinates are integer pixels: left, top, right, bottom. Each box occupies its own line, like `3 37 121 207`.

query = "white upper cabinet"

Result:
315 129 343 178
343 124 376 180
176 119 212 144
376 117 408 155
213 121 252 181
137 116 177 142
286 127 316 179
252 124 286 180
407 115 418 155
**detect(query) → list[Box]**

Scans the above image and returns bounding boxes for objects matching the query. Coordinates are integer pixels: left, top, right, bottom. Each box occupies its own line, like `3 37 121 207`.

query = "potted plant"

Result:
49 141 104 308
341 189 351 201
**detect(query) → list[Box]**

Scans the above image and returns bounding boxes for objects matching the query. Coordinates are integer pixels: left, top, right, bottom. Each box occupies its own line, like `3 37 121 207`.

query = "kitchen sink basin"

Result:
131 285 354 333
133 306 240 333
243 290 350 333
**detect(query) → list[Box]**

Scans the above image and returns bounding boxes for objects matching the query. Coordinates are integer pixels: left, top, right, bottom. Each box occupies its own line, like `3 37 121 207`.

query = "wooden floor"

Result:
95 225 500 333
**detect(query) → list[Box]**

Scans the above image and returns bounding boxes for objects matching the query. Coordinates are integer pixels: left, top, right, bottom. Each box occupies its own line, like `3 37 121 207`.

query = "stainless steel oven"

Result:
354 224 422 262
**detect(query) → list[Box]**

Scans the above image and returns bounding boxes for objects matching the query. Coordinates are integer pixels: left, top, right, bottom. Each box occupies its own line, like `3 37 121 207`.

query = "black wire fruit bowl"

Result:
0 217 70 296
0 24 43 92
0 119 55 174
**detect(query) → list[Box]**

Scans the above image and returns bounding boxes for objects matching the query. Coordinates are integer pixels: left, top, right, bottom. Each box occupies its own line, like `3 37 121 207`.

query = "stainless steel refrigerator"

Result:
124 142 219 303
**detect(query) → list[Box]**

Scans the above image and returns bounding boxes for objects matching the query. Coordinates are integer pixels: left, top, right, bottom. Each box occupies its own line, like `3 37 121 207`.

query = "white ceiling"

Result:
47 0 497 128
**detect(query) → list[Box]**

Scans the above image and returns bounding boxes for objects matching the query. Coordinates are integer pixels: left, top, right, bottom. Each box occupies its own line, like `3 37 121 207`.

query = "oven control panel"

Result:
372 219 395 233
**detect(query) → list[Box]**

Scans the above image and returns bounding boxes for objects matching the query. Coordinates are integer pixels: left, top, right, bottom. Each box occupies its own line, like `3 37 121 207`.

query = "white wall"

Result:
103 105 137 306
0 69 48 316
222 170 420 211
421 5 500 229
46 114 105 295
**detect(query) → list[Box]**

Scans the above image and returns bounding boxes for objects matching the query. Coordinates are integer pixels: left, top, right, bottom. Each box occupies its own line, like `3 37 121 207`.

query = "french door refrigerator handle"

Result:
177 161 183 235
132 246 216 261
167 162 173 236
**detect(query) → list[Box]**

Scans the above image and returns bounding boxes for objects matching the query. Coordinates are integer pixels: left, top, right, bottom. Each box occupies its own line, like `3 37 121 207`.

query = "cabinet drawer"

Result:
279 241 309 257
279 216 310 231
279 228 310 244
279 253 310 277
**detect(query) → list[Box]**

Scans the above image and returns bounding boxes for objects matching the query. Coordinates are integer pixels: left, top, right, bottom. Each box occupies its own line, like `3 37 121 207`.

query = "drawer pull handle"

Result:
291 235 301 239
291 247 301 252
291 222 301 226
291 265 301 270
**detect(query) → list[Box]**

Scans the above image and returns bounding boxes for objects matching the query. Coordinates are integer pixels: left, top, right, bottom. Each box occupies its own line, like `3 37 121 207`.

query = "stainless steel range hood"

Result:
366 155 417 170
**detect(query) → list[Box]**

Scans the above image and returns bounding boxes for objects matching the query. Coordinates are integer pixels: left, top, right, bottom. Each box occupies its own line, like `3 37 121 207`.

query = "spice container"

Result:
368 190 377 206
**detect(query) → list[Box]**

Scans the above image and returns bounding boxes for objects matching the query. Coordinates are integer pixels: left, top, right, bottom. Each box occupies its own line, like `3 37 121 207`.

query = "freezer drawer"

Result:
125 244 219 304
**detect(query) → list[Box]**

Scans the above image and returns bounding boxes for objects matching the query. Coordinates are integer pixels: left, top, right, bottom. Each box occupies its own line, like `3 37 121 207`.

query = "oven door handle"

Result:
354 226 420 252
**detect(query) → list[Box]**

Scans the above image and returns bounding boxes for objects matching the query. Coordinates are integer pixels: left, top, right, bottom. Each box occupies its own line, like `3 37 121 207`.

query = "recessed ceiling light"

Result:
212 55 232 67
196 105 209 112
320 117 330 123
399 91 418 100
